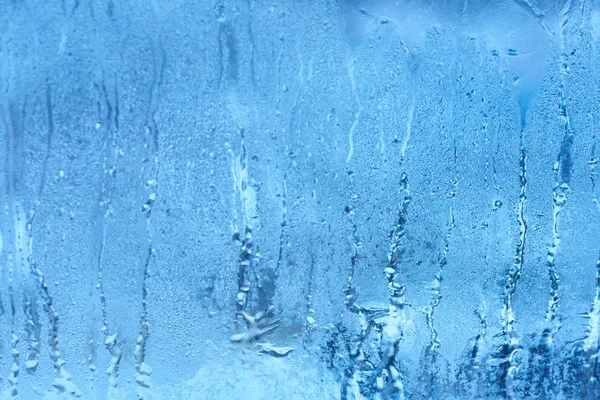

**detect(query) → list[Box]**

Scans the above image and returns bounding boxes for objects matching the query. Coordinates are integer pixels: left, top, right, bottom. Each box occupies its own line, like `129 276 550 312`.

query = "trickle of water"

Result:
2 1 600 399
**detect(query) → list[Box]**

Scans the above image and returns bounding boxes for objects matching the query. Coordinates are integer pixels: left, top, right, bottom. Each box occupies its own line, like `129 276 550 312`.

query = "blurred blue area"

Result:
1 0 599 398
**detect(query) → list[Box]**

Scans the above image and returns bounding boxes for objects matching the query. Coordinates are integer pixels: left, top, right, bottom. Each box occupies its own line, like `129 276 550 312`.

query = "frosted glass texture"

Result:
1 0 600 399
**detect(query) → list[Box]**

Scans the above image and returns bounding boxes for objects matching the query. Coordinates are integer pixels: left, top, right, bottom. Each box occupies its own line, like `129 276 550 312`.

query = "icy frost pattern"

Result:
1 0 600 399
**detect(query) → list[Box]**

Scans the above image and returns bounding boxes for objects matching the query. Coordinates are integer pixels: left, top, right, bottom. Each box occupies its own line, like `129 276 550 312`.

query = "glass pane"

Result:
1 1 599 398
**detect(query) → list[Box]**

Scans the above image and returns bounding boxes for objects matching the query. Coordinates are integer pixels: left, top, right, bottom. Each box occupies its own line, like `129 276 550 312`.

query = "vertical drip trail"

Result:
581 107 600 392
344 57 361 305
1 89 82 398
499 127 528 399
529 8 573 397
302 251 316 350
376 56 420 397
272 162 292 312
21 96 40 378
135 27 166 398
26 86 81 397
426 170 458 351
421 64 459 396
579 4 600 389
268 51 306 314
380 173 410 399
542 0 574 349
226 141 241 311
303 165 319 346
421 196 454 389
245 0 256 88
480 92 494 349
488 91 506 396
222 19 265 321
388 59 416 290
346 57 361 165
273 170 288 277
340 51 420 399
339 174 410 398
338 57 363 398
23 294 41 373
94 75 122 392
227 134 251 327
20 203 40 374
376 64 418 398
303 163 319 348
457 95 492 397
230 127 260 315
3 102 20 399
9 333 18 398
401 79 415 162
228 127 279 345
223 12 269 325
460 88 501 398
